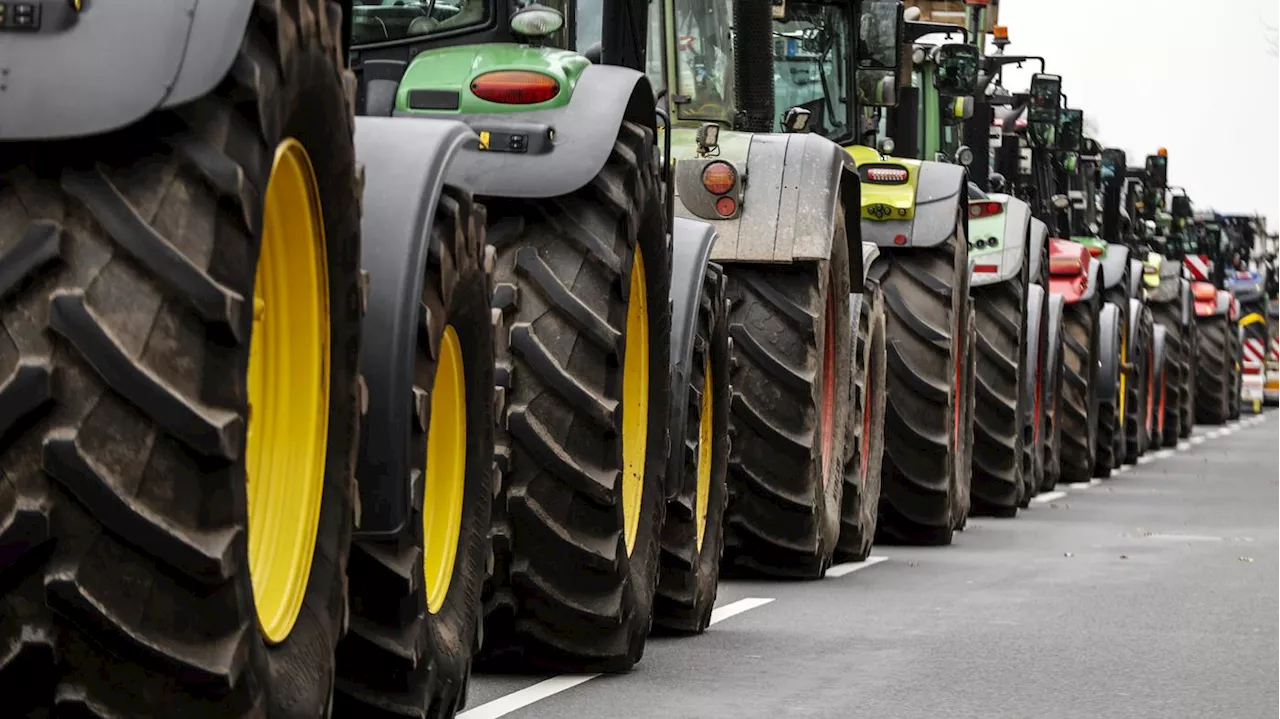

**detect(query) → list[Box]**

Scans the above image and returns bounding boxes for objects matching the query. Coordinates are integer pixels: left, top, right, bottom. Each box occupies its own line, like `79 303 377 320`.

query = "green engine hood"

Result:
396 43 588 115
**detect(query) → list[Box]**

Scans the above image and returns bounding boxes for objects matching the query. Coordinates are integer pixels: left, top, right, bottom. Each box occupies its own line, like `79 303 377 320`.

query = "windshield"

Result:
673 0 735 124
351 0 489 45
773 3 853 140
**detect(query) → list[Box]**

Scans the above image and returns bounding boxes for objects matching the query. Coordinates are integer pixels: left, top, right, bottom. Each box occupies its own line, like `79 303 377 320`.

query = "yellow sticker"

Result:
478 131 490 151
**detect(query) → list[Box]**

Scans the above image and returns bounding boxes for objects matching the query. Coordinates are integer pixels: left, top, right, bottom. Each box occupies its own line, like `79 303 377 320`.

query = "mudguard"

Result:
1096 302 1123 404
353 116 478 537
1044 293 1066 403
1179 278 1193 326
859 159 967 249
1231 285 1266 306
1021 284 1047 425
1152 325 1168 385
666 217 722 501
1082 260 1103 303
0 0 256 140
683 134 863 292
438 64 658 199
1127 259 1144 300
1193 282 1231 318
1099 243 1130 292
1126 298 1144 359
969 193 1031 287
1028 218 1049 283
1146 272 1181 305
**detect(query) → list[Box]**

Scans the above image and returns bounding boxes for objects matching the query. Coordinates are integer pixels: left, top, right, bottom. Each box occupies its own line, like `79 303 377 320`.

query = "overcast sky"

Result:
995 0 1279 231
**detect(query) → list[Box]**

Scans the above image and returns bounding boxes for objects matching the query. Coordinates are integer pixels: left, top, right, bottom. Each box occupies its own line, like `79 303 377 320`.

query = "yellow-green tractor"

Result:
0 0 498 715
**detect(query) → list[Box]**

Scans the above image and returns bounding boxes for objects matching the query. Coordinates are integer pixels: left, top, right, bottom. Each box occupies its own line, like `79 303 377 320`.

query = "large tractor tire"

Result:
1038 314 1065 492
479 121 672 672
834 282 887 563
954 300 977 532
1094 311 1123 478
653 265 730 633
0 3 362 715
1122 306 1154 464
1057 296 1101 484
1227 327 1243 420
1180 320 1198 437
721 213 854 578
1194 314 1235 425
334 189 495 717
969 274 1028 517
1149 301 1185 446
873 223 972 546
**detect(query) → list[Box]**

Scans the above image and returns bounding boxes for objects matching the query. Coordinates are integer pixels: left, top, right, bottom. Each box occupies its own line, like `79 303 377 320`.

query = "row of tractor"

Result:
0 0 1273 717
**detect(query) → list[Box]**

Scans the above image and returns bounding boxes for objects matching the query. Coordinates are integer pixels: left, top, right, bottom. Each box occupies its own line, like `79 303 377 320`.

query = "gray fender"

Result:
353 116 477 537
1028 217 1049 283
1179 278 1194 326
1021 284 1047 425
665 217 721 501
1152 325 1168 381
970 194 1030 286
1079 259 1104 303
1099 244 1130 292
1127 259 1144 300
861 160 967 249
1126 298 1145 360
1215 290 1232 317
439 64 657 199
1044 293 1066 406
0 0 256 140
1096 302 1123 403
698 133 863 292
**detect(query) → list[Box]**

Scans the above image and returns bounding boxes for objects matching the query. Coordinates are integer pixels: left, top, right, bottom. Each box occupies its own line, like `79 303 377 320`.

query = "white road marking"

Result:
1067 482 1092 489
1206 429 1225 439
1032 490 1068 504
1190 436 1207 445
458 597 776 719
1137 455 1154 465
1116 465 1131 473
827 555 890 577
1177 442 1191 450
1153 449 1175 460
1144 533 1225 542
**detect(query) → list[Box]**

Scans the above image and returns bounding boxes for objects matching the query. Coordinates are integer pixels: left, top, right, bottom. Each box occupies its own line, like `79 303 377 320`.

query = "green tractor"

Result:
348 0 734 673
660 0 888 573
1 1 499 715
844 0 977 545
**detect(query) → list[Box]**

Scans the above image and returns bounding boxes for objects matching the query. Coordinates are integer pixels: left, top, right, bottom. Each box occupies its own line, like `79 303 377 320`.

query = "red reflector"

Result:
893 234 908 245
1049 257 1082 276
866 166 909 183
968 201 1004 219
702 161 736 195
715 196 737 217
470 70 560 105
1087 245 1104 257
973 264 998 273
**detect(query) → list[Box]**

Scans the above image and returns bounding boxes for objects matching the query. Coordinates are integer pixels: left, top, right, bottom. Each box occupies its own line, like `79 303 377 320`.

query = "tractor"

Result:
837 0 977 547
1220 214 1272 415
1146 183 1201 444
1185 210 1243 424
349 0 735 674
879 6 1054 516
661 0 889 574
1 1 498 716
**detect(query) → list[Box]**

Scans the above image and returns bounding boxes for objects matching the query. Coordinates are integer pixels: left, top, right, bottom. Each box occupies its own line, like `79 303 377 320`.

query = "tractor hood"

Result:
396 43 588 114
968 193 1032 287
846 148 967 249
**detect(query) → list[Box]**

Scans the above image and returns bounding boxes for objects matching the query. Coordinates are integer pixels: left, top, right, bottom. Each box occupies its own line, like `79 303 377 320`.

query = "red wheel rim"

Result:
1157 369 1167 435
1145 347 1155 431
820 286 837 486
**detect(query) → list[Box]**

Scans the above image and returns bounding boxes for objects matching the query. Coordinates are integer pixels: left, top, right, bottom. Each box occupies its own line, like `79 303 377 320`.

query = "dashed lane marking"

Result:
827 556 890 577
1031 490 1068 504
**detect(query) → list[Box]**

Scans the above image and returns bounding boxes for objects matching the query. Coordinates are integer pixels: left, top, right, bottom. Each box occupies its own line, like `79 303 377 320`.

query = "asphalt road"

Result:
460 412 1279 719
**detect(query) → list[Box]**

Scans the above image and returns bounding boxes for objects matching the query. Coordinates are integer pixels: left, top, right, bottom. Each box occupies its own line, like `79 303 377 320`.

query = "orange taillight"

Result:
1192 283 1217 301
1087 245 1104 257
1049 257 1083 276
702 161 736 195
470 71 560 105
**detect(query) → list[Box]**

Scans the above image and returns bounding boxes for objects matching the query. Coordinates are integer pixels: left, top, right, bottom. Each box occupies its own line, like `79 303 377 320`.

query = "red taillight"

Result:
1192 283 1217 301
865 166 909 184
715 196 737 217
968 201 1003 219
470 70 560 105
1049 257 1083 276
893 234 908 245
973 264 998 273
702 161 736 195
1087 245 1104 257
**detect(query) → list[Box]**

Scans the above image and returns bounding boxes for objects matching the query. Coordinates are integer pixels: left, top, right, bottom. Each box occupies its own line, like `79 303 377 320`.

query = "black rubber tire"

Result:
479 121 672 672
1227 327 1242 420
653 264 730 633
954 299 977 531
1038 310 1065 492
1194 314 1234 425
721 216 854 578
873 222 972 546
1180 318 1198 436
334 188 495 717
1122 306 1153 464
1019 299 1049 505
834 281 887 563
969 273 1028 516
1057 295 1101 484
1150 300 1185 446
0 2 362 714
1094 317 1122 478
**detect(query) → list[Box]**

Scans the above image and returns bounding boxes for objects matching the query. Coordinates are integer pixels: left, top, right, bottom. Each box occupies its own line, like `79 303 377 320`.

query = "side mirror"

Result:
781 106 812 133
1146 154 1169 189
858 0 904 72
857 69 898 107
1057 108 1083 152
1027 73 1063 124
934 44 980 96
1101 148 1126 183
1171 195 1193 219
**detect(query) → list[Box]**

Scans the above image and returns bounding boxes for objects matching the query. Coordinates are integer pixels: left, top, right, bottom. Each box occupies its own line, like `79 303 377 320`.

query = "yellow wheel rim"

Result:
622 251 650 556
246 139 331 644
695 355 714 551
423 325 467 614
